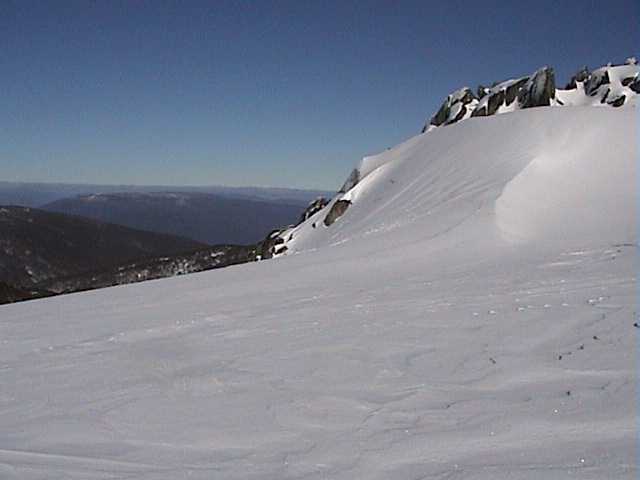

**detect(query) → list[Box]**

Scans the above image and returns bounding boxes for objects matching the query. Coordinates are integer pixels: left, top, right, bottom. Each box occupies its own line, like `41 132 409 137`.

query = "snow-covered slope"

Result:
277 106 636 256
0 100 637 477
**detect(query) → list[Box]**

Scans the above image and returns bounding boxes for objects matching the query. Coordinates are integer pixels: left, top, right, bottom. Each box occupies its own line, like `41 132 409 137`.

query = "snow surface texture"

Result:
0 107 637 478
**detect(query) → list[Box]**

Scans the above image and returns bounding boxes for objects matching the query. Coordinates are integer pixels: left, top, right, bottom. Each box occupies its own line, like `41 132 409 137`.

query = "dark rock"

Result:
585 69 610 96
257 228 288 259
628 77 640 94
429 101 451 128
339 168 361 193
445 105 468 125
621 76 636 87
274 245 288 256
324 199 352 226
477 85 488 99
504 78 529 105
608 95 626 107
426 87 477 129
471 105 487 117
472 77 527 118
487 89 505 115
600 88 610 104
299 197 329 224
518 67 556 108
564 66 590 89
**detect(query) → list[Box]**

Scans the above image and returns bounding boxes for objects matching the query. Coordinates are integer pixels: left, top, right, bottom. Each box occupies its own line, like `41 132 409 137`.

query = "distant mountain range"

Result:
0 206 205 287
0 181 332 208
0 182 332 304
41 191 309 245
0 206 258 304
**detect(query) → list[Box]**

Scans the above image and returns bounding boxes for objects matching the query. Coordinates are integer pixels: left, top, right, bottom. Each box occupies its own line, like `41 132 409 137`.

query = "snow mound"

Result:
495 108 636 245
276 105 636 256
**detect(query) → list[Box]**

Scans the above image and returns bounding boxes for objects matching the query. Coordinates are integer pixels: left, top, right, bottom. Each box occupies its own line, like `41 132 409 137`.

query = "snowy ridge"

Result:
262 59 638 260
272 105 636 257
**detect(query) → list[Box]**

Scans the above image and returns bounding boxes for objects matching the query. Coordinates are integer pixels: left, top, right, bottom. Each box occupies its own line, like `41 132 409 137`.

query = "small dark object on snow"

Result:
489 357 496 364
566 390 571 396
593 335 599 340
633 322 639 328
578 344 584 350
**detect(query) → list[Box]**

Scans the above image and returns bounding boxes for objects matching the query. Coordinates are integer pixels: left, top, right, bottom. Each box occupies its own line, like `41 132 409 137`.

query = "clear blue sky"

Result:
1 0 637 190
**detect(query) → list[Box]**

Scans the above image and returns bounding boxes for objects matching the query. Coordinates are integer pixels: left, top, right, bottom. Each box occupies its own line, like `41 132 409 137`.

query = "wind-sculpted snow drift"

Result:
263 60 638 257
0 60 637 479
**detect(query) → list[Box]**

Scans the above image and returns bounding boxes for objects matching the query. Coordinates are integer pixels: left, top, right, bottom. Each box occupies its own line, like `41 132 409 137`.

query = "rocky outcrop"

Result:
299 197 329 223
585 69 610 96
608 94 626 107
324 200 352 226
339 168 361 193
472 77 528 117
517 67 556 108
423 59 638 133
257 228 288 260
423 87 478 132
564 67 590 89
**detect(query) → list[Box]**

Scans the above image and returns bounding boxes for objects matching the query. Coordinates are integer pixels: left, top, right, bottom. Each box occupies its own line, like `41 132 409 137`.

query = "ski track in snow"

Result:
0 106 637 479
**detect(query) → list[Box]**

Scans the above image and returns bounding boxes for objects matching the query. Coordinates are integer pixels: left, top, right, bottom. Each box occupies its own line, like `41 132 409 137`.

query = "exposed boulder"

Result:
299 197 329 223
257 228 288 259
608 94 626 107
446 103 468 125
471 77 527 118
324 200 352 227
584 69 610 96
621 76 636 87
518 67 556 108
504 78 529 105
628 76 640 94
424 87 477 130
339 168 361 193
564 66 590 89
